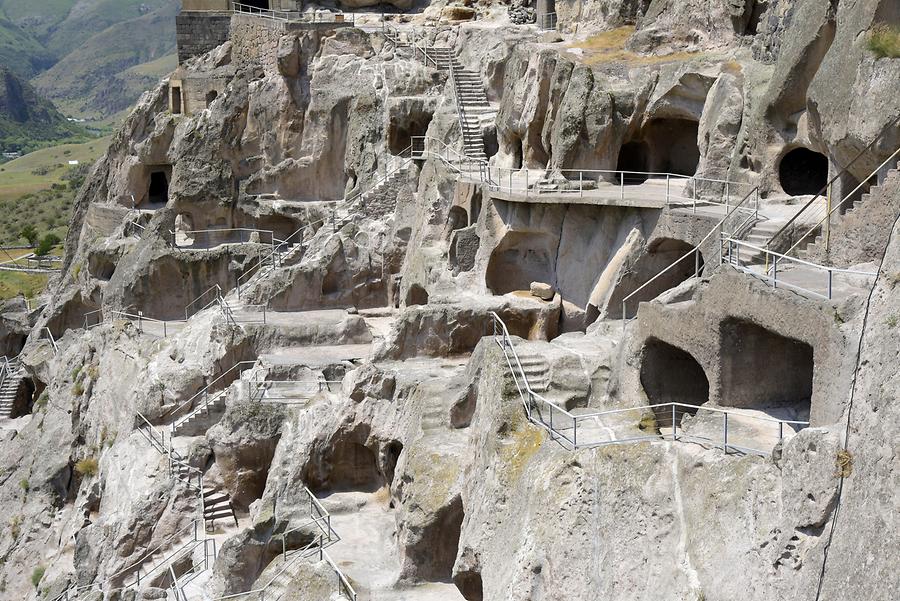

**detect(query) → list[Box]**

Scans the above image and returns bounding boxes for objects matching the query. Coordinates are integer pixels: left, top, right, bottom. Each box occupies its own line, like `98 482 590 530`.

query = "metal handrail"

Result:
185 285 223 321
168 360 258 430
722 237 877 300
537 12 558 31
766 115 900 251
232 2 354 24
490 312 807 455
620 186 760 326
40 327 59 352
51 520 202 601
779 145 900 260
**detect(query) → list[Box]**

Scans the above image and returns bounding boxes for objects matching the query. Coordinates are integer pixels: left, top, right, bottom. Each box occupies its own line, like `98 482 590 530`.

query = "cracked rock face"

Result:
1 1 899 601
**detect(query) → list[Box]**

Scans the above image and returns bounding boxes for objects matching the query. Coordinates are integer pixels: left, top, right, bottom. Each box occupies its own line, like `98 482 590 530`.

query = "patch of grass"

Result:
9 515 21 539
0 270 49 301
75 457 99 477
34 391 49 411
886 314 898 328
18 478 29 493
0 137 108 244
569 26 704 66
72 381 85 396
638 411 658 432
30 565 45 589
868 24 900 59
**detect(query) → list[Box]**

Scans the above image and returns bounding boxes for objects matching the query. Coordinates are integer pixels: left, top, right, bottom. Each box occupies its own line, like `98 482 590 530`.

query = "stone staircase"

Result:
139 416 239 533
425 46 494 162
171 388 230 437
516 352 551 394
797 161 900 260
727 219 788 266
202 486 238 530
0 359 26 418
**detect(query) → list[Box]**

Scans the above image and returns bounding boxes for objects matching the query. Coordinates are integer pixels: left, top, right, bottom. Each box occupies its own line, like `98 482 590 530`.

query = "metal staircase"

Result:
0 357 25 418
384 24 495 162
138 414 239 532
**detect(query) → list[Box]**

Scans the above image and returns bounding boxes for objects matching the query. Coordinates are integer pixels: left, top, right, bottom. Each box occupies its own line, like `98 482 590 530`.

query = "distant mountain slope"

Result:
33 4 179 118
0 66 85 153
0 12 56 78
0 0 179 121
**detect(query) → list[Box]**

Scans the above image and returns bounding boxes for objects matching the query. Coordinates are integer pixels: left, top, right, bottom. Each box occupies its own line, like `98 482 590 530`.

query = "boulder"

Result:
529 281 555 301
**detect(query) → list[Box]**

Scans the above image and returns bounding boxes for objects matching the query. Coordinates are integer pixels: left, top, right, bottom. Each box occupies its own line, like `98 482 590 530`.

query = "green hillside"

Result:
33 5 179 118
0 11 56 78
0 67 88 154
0 0 179 122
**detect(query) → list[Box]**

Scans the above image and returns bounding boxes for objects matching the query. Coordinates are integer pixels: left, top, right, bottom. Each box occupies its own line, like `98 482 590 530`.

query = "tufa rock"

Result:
530 282 555 301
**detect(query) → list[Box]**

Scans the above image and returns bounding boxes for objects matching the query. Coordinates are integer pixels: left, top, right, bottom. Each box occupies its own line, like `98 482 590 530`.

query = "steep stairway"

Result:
171 388 230 437
0 359 26 418
426 46 495 162
797 161 900 260
202 487 238 531
515 352 551 394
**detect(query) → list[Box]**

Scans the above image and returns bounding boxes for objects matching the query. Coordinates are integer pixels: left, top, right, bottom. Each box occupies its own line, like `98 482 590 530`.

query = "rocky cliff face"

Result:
1 1 898 600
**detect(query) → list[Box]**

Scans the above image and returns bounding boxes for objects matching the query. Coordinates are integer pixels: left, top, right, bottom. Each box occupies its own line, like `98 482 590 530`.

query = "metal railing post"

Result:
772 255 778 289
827 269 833 299
666 174 670 203
723 412 729 453
672 404 677 440
825 181 832 253
620 171 625 200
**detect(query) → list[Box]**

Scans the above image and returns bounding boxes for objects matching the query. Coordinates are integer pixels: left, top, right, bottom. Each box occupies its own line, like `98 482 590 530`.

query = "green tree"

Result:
35 233 61 257
19 225 38 247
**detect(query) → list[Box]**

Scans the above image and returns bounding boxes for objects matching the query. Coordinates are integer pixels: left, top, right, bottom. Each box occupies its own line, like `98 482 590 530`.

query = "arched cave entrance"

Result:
779 148 828 196
719 318 812 416
242 0 271 9
389 109 434 156
205 90 218 107
640 338 709 413
448 206 469 232
616 141 650 184
313 438 384 494
485 231 556 295
148 171 170 206
415 496 465 583
643 118 700 176
406 284 429 306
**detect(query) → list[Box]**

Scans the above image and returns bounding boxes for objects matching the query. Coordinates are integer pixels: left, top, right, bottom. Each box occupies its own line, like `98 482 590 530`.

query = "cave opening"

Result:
640 338 709 414
205 90 218 107
418 496 465 583
383 441 404 487
314 439 384 494
643 118 700 176
719 318 812 416
454 569 484 601
171 86 182 115
448 206 469 231
616 141 650 184
389 110 434 156
779 148 828 196
485 231 556 296
242 0 271 10
406 284 429 306
148 171 170 206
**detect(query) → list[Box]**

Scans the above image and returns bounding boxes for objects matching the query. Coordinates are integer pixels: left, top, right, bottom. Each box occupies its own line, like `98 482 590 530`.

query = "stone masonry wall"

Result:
176 12 232 64
230 14 287 72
